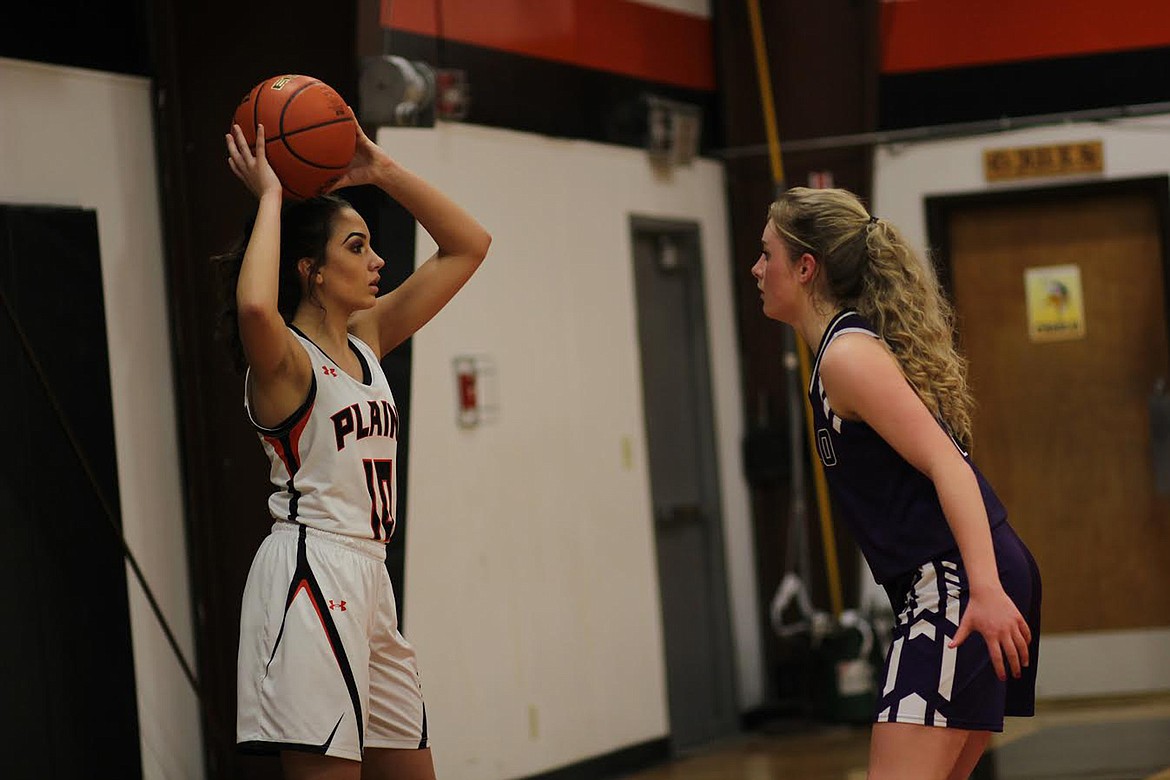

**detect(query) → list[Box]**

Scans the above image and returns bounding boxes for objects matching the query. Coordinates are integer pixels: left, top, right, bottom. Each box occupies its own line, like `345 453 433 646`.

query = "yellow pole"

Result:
745 0 844 618
745 0 784 187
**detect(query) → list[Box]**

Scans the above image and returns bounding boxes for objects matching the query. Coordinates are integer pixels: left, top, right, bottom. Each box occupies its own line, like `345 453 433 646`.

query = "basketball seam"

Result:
282 180 312 200
270 127 354 171
251 81 261 138
278 116 355 140
278 79 322 138
245 76 353 196
259 117 354 147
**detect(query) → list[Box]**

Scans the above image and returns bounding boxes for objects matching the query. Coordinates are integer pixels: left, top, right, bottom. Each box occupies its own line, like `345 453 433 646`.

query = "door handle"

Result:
1149 378 1170 495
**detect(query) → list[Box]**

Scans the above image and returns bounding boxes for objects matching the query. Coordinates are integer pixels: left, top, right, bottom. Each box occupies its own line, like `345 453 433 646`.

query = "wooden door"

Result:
946 186 1170 633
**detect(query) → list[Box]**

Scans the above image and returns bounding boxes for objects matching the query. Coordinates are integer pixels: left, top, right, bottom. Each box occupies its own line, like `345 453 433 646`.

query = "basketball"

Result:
232 75 357 200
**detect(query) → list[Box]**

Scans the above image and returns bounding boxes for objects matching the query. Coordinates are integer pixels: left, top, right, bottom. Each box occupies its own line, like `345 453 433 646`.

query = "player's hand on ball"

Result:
226 123 282 200
329 108 394 191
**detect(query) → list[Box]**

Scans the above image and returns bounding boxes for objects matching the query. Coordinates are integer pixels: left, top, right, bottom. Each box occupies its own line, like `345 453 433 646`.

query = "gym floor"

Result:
623 693 1170 780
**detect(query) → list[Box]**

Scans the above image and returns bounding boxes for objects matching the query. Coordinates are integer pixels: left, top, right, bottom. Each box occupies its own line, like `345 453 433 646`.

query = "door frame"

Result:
923 175 1170 698
925 175 1170 342
630 215 741 745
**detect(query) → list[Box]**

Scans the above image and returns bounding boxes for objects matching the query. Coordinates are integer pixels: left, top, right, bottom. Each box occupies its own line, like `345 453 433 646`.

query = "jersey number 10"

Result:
363 458 394 540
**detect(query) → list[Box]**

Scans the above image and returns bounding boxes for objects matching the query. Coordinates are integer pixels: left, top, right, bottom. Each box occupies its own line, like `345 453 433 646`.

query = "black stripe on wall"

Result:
880 45 1170 130
384 30 722 152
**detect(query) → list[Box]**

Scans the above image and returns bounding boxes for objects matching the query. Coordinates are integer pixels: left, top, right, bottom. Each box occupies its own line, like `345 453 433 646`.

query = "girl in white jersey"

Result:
752 188 1040 780
219 115 490 779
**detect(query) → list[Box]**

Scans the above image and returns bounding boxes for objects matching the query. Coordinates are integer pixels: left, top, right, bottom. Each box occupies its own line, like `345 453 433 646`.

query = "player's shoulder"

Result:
820 330 900 391
822 329 885 366
347 313 382 358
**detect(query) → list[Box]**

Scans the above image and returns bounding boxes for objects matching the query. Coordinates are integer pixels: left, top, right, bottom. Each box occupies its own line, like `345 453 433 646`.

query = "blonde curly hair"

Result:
769 187 974 445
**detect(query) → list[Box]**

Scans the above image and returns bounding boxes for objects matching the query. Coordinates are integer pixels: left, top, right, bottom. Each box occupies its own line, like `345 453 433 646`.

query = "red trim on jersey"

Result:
262 402 314 478
264 434 294 477
286 402 314 472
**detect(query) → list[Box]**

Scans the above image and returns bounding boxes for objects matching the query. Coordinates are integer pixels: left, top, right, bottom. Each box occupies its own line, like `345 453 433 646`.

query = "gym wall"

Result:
386 122 750 779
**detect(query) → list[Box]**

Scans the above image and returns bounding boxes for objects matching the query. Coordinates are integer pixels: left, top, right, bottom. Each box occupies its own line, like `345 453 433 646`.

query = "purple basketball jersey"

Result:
807 310 1009 584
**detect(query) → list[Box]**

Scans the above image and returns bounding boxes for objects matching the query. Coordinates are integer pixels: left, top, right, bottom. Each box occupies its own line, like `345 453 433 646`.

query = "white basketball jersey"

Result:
245 327 399 542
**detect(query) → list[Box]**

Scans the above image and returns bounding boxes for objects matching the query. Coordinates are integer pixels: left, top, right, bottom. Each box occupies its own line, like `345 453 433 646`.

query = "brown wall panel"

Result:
151 2 368 776
713 0 878 709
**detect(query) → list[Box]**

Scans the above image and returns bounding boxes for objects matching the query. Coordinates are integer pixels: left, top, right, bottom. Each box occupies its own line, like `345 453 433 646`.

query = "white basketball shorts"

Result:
237 521 427 760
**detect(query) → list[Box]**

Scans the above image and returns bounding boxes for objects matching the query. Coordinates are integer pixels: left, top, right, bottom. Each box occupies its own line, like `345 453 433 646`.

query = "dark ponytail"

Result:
212 195 351 372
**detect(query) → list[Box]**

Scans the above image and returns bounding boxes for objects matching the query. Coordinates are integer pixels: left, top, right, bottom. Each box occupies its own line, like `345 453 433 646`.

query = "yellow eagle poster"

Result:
1024 264 1085 342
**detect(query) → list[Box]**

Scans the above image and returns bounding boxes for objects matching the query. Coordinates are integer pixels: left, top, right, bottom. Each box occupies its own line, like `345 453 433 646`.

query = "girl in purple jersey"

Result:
752 187 1040 780
218 113 490 779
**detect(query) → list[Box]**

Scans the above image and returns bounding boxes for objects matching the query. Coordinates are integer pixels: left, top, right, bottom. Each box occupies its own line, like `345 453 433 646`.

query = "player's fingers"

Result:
346 105 365 139
1020 616 1033 647
989 643 1007 681
1016 626 1030 668
948 619 971 649
232 124 255 164
226 132 241 160
1002 636 1022 679
255 125 267 160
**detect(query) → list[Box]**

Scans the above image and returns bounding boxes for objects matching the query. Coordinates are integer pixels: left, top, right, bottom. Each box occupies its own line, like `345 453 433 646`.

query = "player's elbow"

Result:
471 229 492 263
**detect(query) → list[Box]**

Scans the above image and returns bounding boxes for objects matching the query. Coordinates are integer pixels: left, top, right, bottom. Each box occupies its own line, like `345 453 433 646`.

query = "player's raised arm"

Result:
224 123 311 424
335 118 491 357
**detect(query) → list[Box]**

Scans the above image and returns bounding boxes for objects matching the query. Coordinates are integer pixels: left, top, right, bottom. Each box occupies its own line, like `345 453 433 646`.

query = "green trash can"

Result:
810 609 877 724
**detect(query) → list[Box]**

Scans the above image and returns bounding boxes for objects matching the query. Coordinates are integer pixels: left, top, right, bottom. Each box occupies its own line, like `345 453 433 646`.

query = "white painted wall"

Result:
383 122 760 778
0 58 203 779
873 113 1170 699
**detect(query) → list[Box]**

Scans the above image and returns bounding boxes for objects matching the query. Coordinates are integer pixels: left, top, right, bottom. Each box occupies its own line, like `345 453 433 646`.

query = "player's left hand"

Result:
949 587 1032 681
226 123 282 199
329 107 395 191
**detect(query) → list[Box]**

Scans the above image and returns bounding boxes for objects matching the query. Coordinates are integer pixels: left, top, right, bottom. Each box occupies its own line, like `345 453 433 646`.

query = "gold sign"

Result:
984 141 1103 182
1024 264 1085 342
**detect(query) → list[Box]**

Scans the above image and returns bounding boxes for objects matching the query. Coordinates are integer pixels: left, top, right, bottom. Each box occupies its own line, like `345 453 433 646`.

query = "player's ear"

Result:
297 257 320 282
798 252 818 283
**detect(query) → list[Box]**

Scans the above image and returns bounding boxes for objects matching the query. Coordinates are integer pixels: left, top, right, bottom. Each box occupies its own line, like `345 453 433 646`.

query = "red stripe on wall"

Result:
882 0 1170 74
381 0 715 91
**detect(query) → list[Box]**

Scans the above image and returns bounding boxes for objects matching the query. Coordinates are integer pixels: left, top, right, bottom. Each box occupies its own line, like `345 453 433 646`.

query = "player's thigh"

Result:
868 722 976 780
360 747 436 780
946 731 991 780
281 751 361 780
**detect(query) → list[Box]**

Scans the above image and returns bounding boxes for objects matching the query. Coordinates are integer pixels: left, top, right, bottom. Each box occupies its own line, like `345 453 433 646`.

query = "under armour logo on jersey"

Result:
328 600 347 611
322 365 338 377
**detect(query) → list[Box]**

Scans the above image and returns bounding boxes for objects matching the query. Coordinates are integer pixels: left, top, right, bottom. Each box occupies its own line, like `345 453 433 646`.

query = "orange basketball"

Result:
232 75 357 200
